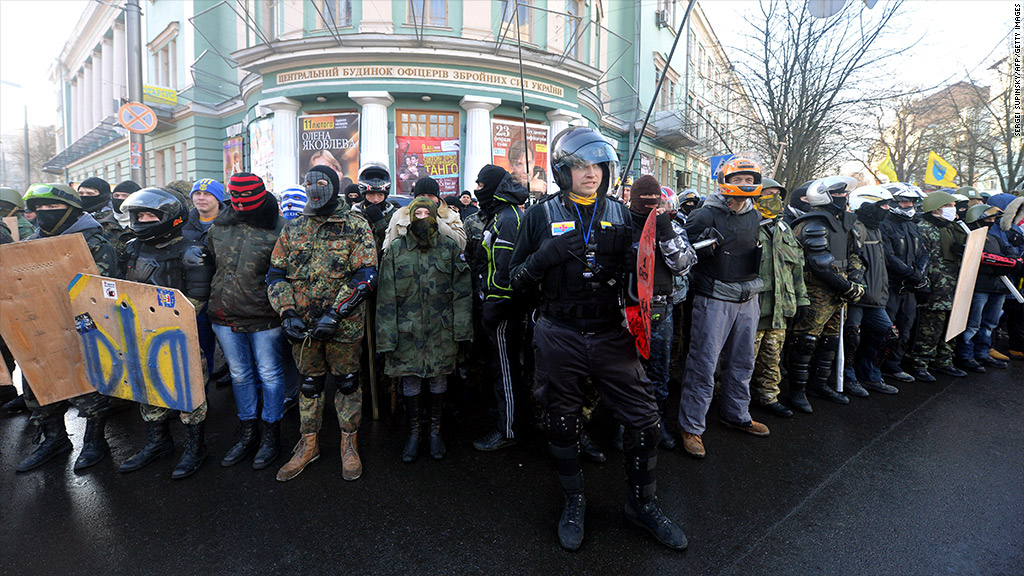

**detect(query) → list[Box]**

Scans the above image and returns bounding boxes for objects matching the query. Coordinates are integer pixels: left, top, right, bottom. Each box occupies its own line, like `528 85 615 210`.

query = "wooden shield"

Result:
626 210 657 359
0 235 99 404
68 274 205 412
945 227 987 341
2 216 18 242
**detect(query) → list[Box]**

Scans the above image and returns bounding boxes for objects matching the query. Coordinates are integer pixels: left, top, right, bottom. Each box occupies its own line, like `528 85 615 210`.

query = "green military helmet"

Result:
0 187 25 209
963 203 1003 224
921 190 957 213
956 185 982 200
761 177 788 200
23 183 83 210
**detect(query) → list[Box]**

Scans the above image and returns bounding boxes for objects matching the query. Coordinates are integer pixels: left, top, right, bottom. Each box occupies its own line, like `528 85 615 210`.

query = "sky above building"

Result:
0 0 1011 136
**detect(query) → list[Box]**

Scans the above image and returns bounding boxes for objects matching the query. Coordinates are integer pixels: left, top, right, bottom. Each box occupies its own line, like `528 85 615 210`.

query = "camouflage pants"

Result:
751 328 786 405
908 308 953 370
793 284 845 337
24 384 114 426
299 387 363 434
291 339 361 377
141 400 208 425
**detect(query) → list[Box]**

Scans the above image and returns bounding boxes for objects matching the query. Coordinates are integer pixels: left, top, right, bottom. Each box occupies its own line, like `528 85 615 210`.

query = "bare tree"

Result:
959 56 1024 192
2 125 57 190
717 0 908 188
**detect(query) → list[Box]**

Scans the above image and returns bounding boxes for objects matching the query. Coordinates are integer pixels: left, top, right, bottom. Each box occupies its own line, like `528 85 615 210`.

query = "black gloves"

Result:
310 310 343 341
362 202 385 224
655 211 675 242
281 309 308 343
530 229 584 273
695 227 724 257
793 305 809 326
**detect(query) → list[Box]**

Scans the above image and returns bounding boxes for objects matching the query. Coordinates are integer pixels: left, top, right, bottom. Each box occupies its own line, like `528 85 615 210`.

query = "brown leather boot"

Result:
340 430 362 481
275 433 319 482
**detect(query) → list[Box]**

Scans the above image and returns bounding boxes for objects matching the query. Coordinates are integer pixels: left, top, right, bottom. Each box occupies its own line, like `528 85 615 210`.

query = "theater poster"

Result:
223 137 244 182
395 136 460 195
491 118 549 197
248 117 274 194
298 113 360 187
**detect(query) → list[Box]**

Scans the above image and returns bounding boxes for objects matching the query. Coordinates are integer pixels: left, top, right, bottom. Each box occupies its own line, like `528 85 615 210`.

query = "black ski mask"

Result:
78 177 112 214
34 203 81 237
856 202 889 229
303 165 340 215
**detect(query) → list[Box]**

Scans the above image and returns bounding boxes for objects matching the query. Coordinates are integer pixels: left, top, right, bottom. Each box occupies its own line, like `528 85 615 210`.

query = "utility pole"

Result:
125 0 147 184
23 103 29 187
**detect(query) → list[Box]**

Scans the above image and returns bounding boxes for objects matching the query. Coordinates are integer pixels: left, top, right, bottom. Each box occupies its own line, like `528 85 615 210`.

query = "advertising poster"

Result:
298 113 360 187
491 118 549 198
249 117 274 194
395 136 461 195
223 137 244 182
640 152 656 176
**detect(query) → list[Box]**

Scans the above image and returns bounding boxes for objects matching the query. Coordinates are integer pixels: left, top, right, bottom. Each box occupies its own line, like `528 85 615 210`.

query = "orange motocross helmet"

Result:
717 157 762 197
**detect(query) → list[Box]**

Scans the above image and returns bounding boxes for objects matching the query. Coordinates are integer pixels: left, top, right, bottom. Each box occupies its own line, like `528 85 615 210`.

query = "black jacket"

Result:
852 220 889 308
683 194 763 303
880 211 928 293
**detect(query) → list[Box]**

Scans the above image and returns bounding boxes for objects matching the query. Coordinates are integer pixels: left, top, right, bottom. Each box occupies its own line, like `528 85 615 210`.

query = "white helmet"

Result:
848 185 895 211
884 182 925 200
804 175 859 207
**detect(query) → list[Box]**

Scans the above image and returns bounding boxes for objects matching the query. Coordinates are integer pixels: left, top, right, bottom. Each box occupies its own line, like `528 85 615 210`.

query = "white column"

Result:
69 79 79 141
113 23 126 101
350 91 394 169
75 72 85 138
101 38 114 119
546 109 582 193
460 96 500 189
92 50 104 125
260 96 302 194
83 60 95 133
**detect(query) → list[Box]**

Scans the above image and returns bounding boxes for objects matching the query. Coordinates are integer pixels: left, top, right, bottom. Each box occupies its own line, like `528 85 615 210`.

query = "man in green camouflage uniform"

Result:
15 184 120 473
751 179 808 418
0 186 34 240
267 165 378 482
789 176 866 412
906 190 968 379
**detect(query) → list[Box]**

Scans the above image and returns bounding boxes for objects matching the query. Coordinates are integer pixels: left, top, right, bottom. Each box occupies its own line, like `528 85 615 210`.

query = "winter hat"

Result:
344 183 363 205
460 190 473 200
190 178 225 203
475 164 509 212
407 195 438 250
227 172 269 212
412 176 440 198
279 186 308 221
78 177 112 213
629 175 662 214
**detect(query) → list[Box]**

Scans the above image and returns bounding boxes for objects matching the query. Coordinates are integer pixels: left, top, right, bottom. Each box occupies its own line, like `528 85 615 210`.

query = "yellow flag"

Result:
877 149 898 183
924 151 958 187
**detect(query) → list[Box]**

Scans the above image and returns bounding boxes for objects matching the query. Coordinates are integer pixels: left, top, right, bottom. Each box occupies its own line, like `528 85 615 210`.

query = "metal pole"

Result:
125 0 147 184
22 104 30 187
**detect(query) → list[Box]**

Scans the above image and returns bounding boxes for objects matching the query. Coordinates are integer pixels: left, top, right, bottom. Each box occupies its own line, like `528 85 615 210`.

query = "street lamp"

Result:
0 80 30 189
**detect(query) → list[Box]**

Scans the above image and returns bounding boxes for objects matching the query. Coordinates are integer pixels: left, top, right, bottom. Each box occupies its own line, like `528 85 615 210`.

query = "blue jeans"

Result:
844 306 892 384
957 292 1006 360
212 324 286 423
646 312 674 402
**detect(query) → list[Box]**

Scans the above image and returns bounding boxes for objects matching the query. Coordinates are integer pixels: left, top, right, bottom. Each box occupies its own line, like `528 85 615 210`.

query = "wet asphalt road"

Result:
1 362 1022 576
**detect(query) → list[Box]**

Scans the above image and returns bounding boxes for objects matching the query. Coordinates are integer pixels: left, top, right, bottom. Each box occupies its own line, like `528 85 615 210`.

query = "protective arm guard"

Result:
182 244 214 301
334 267 377 318
981 252 1020 269
660 222 697 276
802 224 853 294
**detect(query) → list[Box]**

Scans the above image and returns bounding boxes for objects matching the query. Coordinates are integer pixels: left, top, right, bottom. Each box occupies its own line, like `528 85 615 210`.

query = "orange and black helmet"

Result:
717 157 762 197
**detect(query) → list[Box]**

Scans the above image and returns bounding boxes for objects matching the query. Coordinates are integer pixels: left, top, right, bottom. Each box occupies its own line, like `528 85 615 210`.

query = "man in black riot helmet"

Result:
119 187 215 480
352 162 396 255
510 127 687 552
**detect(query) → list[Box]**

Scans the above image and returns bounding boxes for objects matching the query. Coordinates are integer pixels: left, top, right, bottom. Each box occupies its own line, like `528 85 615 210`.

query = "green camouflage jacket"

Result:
918 214 965 311
376 233 472 378
268 203 378 342
757 219 809 330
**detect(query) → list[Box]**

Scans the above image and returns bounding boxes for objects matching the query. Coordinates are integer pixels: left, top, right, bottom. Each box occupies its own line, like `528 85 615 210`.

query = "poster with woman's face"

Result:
491 118 549 198
249 117 274 194
223 137 244 182
298 113 360 187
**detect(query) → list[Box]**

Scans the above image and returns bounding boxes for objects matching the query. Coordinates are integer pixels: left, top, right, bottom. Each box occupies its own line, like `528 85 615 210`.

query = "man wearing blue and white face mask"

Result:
906 190 969 379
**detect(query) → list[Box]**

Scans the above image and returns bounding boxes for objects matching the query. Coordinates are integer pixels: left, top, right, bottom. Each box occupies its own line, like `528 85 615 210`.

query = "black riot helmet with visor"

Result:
121 186 189 243
550 127 619 194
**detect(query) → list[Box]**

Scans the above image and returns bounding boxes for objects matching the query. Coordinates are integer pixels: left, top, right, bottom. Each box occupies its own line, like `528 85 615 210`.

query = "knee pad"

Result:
792 334 819 359
334 372 360 395
299 374 326 398
622 421 663 452
821 335 841 354
546 412 581 446
885 325 900 342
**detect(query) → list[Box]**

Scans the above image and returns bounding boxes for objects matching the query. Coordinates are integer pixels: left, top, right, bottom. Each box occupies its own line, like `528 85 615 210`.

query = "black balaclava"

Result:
344 184 363 205
79 177 112 213
34 202 82 237
629 175 662 215
407 196 438 250
303 165 340 215
112 180 142 214
475 164 508 214
856 202 889 229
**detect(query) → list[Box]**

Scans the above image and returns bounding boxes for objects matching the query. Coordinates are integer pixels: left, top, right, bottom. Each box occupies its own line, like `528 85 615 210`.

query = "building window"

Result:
150 38 177 89
566 0 583 60
502 0 533 43
318 0 352 27
398 110 457 138
409 0 447 27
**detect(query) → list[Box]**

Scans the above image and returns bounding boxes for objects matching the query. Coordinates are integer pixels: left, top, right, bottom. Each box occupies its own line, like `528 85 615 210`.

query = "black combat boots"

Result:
253 420 280 470
172 422 208 479
622 424 687 551
221 419 259 467
120 419 175 473
402 394 421 463
16 418 72 472
428 393 445 460
74 416 110 471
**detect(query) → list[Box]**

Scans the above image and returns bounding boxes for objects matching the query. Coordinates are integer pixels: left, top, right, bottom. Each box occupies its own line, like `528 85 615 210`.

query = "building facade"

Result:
47 0 757 200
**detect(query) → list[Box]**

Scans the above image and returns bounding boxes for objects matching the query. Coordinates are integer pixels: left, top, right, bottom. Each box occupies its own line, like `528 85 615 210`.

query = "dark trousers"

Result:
489 316 526 439
883 290 917 372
